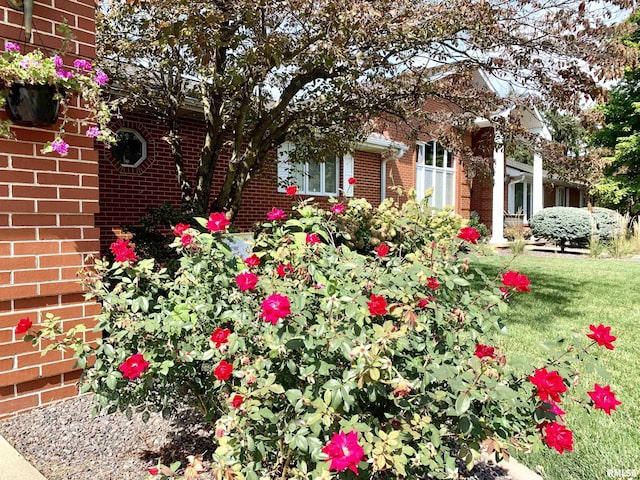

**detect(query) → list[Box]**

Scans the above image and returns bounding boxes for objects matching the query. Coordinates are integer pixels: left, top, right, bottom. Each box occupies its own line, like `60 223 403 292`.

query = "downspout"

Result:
381 158 389 203
380 146 409 203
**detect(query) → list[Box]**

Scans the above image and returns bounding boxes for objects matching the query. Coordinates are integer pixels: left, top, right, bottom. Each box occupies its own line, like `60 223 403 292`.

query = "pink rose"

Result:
236 271 259 291
206 212 230 232
260 294 291 325
119 353 150 380
267 207 287 221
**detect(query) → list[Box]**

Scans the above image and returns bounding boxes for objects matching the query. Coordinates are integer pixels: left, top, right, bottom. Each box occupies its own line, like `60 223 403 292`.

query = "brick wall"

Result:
0 0 99 417
97 111 386 252
469 127 497 229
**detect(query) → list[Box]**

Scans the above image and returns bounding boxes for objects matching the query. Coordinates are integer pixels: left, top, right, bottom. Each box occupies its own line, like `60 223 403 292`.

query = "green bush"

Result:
530 207 592 251
588 207 624 241
24 202 617 480
329 190 465 254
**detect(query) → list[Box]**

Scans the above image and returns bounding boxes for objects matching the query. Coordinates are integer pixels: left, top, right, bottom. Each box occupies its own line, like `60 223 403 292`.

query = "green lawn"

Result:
475 255 640 480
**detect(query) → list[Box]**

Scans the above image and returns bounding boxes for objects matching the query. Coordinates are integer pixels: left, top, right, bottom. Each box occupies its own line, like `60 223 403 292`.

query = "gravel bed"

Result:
0 395 216 480
0 394 511 480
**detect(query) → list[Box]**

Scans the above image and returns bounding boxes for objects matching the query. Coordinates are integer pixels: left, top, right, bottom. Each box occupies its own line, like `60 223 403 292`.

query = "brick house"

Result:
0 4 587 417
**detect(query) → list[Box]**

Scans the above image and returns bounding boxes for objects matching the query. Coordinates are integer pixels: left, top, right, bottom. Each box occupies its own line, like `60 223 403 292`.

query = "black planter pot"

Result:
4 84 62 126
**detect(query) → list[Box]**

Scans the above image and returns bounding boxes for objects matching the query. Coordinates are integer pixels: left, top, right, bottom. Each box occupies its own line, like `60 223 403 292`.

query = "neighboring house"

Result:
506 159 586 223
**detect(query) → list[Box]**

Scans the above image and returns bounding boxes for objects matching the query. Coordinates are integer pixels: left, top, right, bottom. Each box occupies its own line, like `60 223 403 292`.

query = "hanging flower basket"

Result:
0 41 115 154
5 83 62 125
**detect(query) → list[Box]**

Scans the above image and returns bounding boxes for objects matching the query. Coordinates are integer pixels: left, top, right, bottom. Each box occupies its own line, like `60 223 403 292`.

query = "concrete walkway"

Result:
0 435 47 480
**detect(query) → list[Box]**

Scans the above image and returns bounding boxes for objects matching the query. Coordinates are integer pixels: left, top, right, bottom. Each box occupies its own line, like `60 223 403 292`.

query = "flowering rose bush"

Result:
24 202 620 479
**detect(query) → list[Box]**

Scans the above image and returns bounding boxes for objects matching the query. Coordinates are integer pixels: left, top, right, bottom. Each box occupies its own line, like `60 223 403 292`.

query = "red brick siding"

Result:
0 0 99 417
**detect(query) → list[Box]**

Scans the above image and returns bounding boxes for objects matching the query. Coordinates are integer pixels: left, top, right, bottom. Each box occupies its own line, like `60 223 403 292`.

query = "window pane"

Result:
291 163 305 190
446 172 455 206
435 171 444 208
423 166 434 205
446 150 454 169
307 161 321 192
324 157 337 194
435 143 445 167
526 182 532 216
416 144 423 164
514 183 524 213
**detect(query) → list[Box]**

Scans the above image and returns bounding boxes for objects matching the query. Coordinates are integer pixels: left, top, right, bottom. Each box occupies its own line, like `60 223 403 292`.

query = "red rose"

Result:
119 353 150 380
426 276 440 290
457 227 480 244
214 360 233 381
210 328 231 348
110 238 137 263
331 203 345 215
231 394 243 408
541 421 573 454
267 207 287 221
285 185 298 196
374 243 389 257
206 212 231 232
173 223 190 236
244 254 260 268
367 294 387 316
15 317 32 335
528 368 567 403
417 297 435 308
588 383 621 415
147 467 159 476
347 177 357 185
236 271 259 291
501 270 531 292
322 431 365 474
180 234 194 247
586 324 616 350
260 293 291 325
306 233 321 244
474 344 496 360
276 264 294 278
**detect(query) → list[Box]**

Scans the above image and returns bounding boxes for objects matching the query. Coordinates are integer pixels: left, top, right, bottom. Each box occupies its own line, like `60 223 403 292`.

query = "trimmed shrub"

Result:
588 207 624 241
530 207 592 251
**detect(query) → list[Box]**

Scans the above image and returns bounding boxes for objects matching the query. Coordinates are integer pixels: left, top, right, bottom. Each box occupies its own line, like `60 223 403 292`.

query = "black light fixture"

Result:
7 0 34 43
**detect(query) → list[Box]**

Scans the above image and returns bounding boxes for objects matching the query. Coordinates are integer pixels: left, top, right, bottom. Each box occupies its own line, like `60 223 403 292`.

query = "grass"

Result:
474 254 640 480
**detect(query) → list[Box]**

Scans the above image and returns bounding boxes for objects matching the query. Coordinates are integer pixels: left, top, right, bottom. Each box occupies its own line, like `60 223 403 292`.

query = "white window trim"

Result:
277 143 341 196
508 180 531 220
415 140 456 208
114 127 147 168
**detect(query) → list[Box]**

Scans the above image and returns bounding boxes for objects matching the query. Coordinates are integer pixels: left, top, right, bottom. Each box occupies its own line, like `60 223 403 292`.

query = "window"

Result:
555 186 570 207
112 128 147 168
277 143 348 196
415 141 455 208
508 181 532 220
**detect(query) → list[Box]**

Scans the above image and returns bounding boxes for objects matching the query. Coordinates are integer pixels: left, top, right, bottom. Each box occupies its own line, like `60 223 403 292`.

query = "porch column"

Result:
489 135 507 244
532 148 544 217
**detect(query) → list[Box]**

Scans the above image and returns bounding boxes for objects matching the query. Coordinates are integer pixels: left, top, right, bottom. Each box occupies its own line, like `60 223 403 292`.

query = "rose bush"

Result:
24 201 619 479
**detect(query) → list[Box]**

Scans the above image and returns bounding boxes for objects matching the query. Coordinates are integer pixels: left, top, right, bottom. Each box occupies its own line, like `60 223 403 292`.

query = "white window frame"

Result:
415 140 456 208
508 180 532 220
277 143 341 196
113 127 147 168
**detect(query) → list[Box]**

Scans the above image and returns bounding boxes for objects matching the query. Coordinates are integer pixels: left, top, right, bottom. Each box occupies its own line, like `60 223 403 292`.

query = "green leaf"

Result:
455 393 471 415
285 389 302 405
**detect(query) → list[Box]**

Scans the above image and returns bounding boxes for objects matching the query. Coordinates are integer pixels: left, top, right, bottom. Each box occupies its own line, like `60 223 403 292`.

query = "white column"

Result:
532 149 544 217
489 136 506 244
